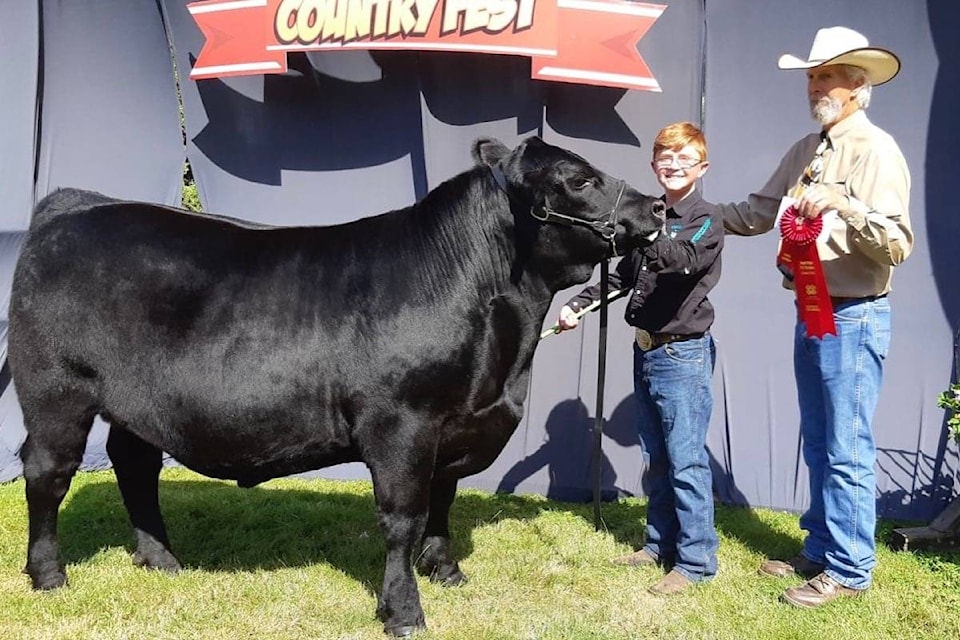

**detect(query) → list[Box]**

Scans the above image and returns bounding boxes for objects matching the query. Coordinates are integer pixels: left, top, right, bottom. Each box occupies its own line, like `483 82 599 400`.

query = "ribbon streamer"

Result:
777 206 836 338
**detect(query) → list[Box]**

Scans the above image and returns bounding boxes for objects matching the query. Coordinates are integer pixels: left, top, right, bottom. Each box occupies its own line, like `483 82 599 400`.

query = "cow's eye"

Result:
572 178 593 191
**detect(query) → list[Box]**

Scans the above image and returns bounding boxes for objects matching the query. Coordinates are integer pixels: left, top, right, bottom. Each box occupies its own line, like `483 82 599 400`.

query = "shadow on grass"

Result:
57 473 821 598
56 473 950 604
56 477 654 597
713 502 802 560
60 479 387 592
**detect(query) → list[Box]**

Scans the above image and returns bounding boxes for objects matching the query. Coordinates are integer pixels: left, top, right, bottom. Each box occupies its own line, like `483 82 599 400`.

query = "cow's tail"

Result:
30 187 120 230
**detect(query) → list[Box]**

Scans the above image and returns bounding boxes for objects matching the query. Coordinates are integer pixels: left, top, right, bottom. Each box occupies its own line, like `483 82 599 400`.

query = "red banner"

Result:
187 0 665 91
777 205 837 339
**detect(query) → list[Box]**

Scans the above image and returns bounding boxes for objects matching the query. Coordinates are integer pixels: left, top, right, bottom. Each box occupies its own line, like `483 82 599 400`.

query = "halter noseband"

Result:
490 164 625 257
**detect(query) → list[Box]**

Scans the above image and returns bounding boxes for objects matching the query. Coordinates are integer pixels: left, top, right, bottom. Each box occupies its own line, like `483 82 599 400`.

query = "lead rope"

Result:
592 259 609 530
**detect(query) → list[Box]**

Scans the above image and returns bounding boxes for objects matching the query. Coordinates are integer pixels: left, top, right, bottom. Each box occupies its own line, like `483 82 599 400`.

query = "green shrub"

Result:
938 382 960 444
181 161 202 212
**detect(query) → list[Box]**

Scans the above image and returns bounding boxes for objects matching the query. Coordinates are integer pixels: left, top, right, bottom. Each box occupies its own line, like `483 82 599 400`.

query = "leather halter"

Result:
490 164 625 257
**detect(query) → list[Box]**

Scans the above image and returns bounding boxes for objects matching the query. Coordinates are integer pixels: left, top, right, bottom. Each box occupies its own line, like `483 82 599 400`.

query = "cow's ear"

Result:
472 138 510 168
523 136 546 149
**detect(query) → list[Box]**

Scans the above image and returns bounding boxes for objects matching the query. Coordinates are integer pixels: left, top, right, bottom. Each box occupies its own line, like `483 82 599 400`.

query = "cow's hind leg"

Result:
417 476 467 586
21 405 94 590
106 427 181 573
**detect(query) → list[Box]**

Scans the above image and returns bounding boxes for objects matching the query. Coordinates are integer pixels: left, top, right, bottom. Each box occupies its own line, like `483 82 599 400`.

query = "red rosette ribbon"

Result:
777 205 837 338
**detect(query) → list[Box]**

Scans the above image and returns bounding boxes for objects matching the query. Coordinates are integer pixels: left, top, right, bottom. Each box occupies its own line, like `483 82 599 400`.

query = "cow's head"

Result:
472 136 665 285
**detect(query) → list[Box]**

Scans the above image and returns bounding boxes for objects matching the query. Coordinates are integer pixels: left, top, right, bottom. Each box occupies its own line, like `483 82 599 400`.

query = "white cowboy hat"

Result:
777 26 900 85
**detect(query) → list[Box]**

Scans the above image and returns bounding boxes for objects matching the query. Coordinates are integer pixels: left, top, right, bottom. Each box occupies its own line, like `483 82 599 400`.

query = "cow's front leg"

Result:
368 433 436 637
418 475 466 586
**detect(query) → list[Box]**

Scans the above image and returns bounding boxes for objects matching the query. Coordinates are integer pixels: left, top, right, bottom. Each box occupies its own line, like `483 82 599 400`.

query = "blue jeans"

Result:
633 333 718 582
795 296 891 590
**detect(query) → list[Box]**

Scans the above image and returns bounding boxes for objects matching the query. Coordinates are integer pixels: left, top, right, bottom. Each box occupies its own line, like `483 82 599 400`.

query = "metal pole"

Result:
592 259 609 530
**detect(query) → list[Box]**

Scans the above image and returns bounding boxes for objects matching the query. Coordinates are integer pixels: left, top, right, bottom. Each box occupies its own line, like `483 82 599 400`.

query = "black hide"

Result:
9 136 664 636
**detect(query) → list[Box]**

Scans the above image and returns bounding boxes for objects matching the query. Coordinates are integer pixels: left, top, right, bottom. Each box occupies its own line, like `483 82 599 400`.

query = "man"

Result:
721 26 913 607
557 122 723 595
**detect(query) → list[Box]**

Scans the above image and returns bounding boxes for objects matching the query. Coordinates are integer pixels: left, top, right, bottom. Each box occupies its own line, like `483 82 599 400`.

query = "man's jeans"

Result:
795 296 891 590
633 334 718 582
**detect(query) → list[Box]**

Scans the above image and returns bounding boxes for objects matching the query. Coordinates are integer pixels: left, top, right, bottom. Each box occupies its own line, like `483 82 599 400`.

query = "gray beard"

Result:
810 96 842 126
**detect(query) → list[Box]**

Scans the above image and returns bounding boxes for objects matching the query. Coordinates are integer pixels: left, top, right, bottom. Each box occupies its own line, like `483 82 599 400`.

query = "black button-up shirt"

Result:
566 189 723 336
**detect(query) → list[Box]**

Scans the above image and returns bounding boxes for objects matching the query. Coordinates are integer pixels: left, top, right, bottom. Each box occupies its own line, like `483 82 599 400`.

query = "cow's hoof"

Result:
418 557 468 586
431 568 468 587
27 569 67 591
132 550 182 573
383 622 426 637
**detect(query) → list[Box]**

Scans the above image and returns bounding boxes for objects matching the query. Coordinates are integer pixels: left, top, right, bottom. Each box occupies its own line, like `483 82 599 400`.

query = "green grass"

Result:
0 468 957 639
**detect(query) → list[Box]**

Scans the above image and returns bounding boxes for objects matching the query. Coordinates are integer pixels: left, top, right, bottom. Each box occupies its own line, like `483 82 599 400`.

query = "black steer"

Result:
9 136 664 635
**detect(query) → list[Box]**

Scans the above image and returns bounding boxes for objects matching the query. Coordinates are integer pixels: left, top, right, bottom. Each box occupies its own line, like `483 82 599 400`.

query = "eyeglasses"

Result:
654 155 703 170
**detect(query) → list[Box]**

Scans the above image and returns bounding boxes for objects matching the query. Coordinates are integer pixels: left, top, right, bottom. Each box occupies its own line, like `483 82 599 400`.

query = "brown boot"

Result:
612 548 659 567
759 554 825 579
648 569 693 595
781 573 865 608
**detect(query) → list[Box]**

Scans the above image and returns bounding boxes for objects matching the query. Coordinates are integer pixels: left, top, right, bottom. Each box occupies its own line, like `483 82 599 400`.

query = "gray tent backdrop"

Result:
0 0 956 523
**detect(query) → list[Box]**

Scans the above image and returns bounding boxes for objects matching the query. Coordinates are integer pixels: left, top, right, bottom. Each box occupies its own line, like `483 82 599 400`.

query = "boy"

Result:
556 122 723 594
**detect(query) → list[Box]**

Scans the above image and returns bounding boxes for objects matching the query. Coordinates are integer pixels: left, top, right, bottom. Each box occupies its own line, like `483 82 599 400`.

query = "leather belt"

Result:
830 293 887 306
635 328 703 351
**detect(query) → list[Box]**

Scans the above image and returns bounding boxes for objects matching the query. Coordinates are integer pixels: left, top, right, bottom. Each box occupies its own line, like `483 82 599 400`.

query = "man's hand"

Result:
557 305 580 331
798 184 849 219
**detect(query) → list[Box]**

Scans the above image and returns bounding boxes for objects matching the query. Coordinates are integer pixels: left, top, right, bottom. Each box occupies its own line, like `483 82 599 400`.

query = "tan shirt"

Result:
719 110 913 297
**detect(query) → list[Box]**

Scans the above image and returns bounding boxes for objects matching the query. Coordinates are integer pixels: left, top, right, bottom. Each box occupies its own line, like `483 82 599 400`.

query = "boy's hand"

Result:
557 305 580 331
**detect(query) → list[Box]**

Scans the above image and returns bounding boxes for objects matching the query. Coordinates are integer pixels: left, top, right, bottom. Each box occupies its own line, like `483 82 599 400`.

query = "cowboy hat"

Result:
777 26 900 85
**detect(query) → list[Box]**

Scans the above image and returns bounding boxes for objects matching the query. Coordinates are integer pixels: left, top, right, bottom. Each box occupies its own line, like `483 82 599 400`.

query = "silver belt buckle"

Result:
635 328 653 351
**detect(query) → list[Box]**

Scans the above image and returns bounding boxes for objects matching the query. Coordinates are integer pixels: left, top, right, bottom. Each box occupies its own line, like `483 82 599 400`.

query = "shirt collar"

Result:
824 109 869 149
664 188 703 219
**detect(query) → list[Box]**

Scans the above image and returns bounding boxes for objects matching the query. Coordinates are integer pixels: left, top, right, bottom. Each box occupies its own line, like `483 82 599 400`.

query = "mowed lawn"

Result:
0 467 957 640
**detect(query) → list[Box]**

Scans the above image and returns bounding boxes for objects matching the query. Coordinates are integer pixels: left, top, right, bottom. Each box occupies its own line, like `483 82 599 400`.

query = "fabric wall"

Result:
163 0 425 224
0 1 38 232
0 1 39 481
0 0 185 481
0 0 956 522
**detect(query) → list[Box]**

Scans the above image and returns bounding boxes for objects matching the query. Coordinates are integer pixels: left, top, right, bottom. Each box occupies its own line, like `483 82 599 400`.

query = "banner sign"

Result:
187 0 665 90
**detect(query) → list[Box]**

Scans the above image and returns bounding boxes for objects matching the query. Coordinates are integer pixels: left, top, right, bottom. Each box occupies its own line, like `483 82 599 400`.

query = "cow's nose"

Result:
652 200 666 222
